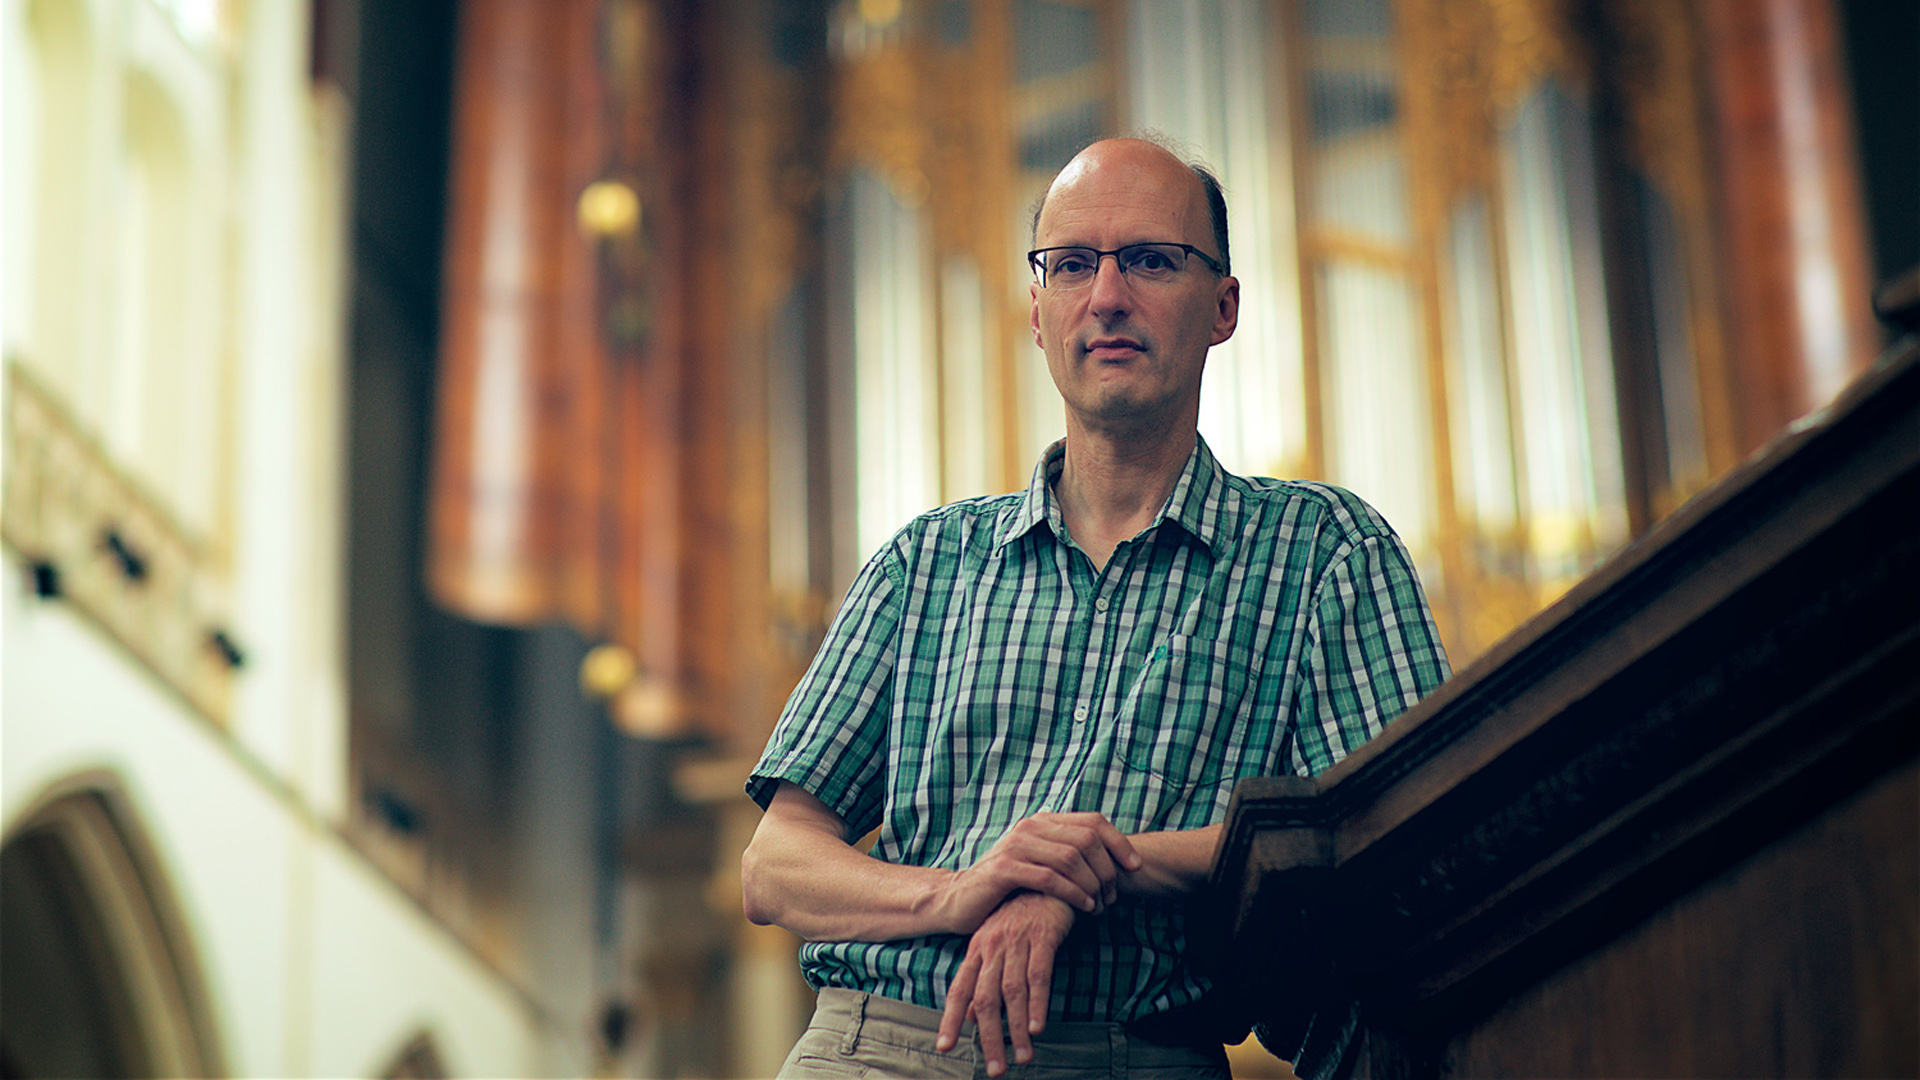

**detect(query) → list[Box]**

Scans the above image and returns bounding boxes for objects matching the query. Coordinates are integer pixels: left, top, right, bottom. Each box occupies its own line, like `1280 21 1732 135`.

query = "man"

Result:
743 136 1450 1078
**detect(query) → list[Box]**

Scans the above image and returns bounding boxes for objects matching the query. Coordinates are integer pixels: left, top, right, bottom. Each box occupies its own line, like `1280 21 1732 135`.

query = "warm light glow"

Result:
579 642 637 698
614 677 686 740
577 179 641 237
859 0 902 28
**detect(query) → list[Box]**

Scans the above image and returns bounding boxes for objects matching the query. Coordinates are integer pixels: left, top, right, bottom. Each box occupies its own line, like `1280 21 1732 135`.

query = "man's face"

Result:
1029 140 1239 435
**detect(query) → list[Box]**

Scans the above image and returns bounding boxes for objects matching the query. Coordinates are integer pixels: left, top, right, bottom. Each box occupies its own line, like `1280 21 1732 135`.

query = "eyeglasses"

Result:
1027 243 1226 289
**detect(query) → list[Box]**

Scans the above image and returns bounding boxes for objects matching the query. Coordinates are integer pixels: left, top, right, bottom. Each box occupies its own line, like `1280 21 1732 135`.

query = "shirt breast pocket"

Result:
1116 634 1257 801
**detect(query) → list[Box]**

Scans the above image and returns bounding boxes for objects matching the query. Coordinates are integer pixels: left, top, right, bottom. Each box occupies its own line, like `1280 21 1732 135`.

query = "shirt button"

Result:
1094 597 1109 613
1073 705 1089 723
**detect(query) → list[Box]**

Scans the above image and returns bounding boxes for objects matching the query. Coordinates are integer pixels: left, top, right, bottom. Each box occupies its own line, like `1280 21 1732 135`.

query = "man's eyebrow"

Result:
1038 238 1184 249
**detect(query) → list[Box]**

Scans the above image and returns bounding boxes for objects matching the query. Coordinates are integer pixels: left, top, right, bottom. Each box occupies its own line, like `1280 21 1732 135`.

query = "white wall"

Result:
1 0 574 1073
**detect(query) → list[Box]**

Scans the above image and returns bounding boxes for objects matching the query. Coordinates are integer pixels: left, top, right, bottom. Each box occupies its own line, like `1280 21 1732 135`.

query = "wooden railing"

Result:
1198 328 1919 1078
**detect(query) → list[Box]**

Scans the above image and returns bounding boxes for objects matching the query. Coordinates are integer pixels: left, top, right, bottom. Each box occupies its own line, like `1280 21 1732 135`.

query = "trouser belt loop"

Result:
840 992 868 1056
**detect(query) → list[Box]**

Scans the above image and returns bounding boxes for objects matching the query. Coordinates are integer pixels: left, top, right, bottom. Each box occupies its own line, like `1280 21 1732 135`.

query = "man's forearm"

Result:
742 784 961 942
1117 824 1223 901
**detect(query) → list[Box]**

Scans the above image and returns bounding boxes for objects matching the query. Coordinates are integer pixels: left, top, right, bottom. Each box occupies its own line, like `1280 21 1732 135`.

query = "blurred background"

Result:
1 0 1913 1076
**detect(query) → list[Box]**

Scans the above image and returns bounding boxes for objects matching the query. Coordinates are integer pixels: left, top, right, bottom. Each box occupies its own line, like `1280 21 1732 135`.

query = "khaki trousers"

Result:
778 988 1232 1079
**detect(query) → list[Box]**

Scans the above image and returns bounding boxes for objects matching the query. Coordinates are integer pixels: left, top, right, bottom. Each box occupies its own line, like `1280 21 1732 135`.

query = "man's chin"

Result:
1075 393 1171 434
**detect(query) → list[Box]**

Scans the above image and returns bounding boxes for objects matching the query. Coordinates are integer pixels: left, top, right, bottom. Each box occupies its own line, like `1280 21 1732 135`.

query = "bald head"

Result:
1030 138 1231 274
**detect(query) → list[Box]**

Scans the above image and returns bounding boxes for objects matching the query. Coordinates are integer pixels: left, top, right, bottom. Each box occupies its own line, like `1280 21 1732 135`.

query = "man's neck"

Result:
1053 422 1197 573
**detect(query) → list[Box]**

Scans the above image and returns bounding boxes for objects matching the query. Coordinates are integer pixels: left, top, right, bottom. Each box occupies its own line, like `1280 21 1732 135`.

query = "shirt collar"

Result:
1158 434 1232 557
996 435 1232 559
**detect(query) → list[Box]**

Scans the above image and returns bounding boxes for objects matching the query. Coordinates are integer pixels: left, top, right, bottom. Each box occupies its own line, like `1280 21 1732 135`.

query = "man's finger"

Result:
1050 812 1141 871
1082 838 1119 884
1087 815 1143 871
1002 937 1033 1066
938 954 980 1053
1001 833 1105 900
1026 930 1057 1038
1027 814 1140 881
973 952 1008 1078
1045 844 1108 907
1011 862 1100 914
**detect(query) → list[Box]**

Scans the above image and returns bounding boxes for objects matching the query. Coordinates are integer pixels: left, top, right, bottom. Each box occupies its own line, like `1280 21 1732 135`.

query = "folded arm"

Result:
740 781 1144 942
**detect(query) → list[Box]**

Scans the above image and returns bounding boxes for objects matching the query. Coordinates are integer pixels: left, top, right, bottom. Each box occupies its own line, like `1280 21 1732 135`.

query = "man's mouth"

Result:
1085 337 1145 359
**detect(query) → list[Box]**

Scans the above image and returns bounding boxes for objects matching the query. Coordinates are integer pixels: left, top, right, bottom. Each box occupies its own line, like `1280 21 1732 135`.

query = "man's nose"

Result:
1086 254 1133 311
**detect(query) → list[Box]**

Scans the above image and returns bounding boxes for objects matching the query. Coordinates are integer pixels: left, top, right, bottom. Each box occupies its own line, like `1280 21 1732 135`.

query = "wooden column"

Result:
431 0 608 628
1698 0 1877 454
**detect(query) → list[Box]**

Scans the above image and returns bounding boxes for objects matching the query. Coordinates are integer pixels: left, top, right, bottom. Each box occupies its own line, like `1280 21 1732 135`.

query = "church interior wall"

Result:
2 0 585 1074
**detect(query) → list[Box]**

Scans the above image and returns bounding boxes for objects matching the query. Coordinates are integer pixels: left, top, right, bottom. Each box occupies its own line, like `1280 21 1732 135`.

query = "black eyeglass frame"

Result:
1026 243 1228 288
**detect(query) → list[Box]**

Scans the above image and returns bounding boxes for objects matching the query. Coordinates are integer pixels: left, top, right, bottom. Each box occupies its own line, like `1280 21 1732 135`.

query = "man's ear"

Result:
1210 276 1241 346
1030 282 1045 348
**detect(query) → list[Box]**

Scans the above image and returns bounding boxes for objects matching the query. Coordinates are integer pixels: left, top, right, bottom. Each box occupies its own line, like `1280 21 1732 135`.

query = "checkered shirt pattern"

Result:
748 436 1451 1022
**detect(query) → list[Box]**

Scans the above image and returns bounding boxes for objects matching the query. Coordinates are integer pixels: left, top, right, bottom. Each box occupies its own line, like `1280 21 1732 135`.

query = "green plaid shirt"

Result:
749 436 1449 1022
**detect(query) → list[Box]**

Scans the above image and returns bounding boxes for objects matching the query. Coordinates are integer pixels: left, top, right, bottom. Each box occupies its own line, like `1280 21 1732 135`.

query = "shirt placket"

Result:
1058 539 1135 796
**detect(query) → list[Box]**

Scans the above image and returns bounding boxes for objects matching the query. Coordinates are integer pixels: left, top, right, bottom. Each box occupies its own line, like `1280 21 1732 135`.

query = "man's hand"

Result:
937 811 1142 933
936 891 1076 1077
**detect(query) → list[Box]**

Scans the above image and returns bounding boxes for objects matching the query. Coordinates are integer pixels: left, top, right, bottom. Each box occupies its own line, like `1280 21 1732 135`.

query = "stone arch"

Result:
0 772 225 1078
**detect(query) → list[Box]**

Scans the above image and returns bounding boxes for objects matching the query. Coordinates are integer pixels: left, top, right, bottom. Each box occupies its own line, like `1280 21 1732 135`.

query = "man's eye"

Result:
1126 249 1175 272
1054 254 1093 274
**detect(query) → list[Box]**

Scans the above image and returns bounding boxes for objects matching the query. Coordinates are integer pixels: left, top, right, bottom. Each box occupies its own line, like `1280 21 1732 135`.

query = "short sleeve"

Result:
1290 531 1451 777
746 547 904 836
